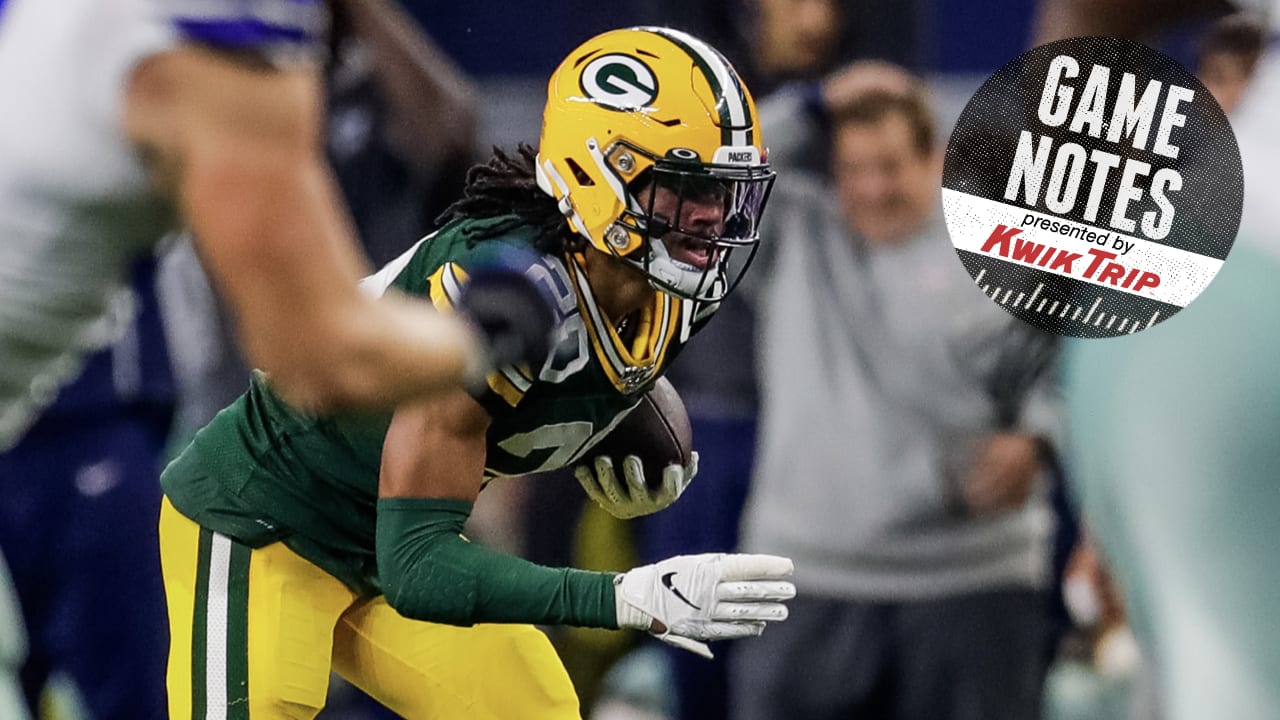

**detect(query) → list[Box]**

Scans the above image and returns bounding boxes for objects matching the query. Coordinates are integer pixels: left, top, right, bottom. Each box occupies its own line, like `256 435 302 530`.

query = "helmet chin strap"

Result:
645 233 724 301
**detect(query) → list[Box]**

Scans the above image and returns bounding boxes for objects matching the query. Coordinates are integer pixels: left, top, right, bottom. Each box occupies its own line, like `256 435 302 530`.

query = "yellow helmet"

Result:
535 27 775 302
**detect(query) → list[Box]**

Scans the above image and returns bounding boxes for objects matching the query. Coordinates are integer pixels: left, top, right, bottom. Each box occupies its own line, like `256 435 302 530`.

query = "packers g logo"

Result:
580 54 659 110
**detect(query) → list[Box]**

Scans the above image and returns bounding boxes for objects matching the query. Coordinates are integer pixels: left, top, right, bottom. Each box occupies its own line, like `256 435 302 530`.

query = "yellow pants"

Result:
159 498 581 719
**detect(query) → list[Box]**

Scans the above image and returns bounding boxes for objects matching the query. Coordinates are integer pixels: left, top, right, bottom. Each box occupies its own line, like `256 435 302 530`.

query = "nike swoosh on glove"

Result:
614 553 795 659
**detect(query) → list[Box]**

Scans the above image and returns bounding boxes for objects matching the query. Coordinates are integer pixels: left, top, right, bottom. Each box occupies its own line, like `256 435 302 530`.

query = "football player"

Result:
159 27 794 719
0 0 549 452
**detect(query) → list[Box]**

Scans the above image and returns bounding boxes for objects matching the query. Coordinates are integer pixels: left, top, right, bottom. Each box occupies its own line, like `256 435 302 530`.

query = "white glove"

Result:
574 451 699 520
614 553 795 659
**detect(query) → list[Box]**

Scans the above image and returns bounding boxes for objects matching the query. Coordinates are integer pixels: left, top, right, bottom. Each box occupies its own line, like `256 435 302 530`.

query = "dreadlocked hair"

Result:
436 144 586 254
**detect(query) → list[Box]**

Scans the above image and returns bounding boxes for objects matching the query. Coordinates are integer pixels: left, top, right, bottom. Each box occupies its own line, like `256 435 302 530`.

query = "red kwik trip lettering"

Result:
1011 237 1046 264
1097 263 1127 285
1048 250 1083 274
1083 248 1118 279
1120 267 1161 291
1133 271 1160 291
980 224 1023 256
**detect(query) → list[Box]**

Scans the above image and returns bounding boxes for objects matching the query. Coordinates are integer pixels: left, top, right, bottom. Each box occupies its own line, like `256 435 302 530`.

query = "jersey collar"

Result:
565 254 682 394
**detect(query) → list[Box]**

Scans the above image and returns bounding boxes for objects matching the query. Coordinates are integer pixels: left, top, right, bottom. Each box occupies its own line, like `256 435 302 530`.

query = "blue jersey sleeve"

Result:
166 0 327 63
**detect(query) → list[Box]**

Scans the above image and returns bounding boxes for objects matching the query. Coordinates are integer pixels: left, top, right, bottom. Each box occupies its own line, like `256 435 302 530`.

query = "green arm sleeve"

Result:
376 497 619 629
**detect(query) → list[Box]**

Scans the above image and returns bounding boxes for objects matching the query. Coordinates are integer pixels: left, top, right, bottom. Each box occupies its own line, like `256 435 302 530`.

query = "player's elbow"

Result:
241 304 419 411
375 497 482 625
232 305 367 411
377 546 478 627
252 330 391 413
259 356 370 414
380 574 476 627
244 296 475 412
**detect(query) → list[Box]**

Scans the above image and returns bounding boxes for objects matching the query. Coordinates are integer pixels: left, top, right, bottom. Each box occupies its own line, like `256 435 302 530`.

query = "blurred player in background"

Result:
1196 10 1266 113
0 0 552 455
158 27 793 719
163 0 485 447
0 2 546 717
1037 0 1280 717
0 260 174 718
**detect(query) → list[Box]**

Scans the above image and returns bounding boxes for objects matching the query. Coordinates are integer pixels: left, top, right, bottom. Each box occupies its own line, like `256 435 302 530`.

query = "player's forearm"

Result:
185 151 481 411
128 47 482 411
375 497 619 628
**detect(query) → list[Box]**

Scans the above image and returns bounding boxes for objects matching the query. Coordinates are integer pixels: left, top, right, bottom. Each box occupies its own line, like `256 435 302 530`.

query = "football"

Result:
588 377 693 489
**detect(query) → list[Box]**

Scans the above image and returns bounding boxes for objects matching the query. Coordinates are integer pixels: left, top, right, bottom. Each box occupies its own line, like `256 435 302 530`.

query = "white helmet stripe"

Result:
535 154 595 244
648 27 750 148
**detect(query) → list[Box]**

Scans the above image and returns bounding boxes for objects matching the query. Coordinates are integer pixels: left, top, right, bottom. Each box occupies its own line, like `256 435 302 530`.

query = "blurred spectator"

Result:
638 0 918 94
0 258 174 719
743 0 844 92
760 59 918 177
1196 11 1266 113
1042 535 1150 720
730 67 1061 720
1032 0 1233 44
326 0 479 266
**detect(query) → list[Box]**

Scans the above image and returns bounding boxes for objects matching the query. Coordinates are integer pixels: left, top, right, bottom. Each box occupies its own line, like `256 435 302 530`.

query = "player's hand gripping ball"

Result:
575 377 697 519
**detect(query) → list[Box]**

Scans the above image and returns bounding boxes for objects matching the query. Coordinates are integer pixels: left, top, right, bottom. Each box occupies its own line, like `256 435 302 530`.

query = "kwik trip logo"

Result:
942 37 1242 338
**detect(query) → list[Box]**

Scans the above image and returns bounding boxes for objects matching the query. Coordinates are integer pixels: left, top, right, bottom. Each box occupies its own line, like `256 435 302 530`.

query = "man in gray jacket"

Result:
732 67 1061 720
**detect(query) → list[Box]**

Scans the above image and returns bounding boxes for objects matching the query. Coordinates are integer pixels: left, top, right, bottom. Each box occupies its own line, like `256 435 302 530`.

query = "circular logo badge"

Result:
943 37 1242 338
581 54 660 110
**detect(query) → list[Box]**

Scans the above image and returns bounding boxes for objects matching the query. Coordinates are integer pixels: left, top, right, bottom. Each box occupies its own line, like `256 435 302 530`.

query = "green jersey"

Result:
161 216 713 595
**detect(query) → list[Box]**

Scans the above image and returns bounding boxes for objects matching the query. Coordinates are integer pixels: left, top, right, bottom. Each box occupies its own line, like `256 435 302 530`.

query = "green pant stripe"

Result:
191 528 213 719
191 531 251 719
225 540 252 720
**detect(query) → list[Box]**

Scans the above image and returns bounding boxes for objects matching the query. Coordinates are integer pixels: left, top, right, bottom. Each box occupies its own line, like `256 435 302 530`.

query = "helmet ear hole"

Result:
565 158 595 186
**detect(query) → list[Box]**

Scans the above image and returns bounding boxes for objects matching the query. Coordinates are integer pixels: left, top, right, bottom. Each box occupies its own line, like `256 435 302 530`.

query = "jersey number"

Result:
495 408 635 474
528 262 590 384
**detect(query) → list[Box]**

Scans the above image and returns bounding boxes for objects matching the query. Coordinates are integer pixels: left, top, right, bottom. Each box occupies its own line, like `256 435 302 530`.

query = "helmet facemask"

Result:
606 143 775 303
535 26 776 302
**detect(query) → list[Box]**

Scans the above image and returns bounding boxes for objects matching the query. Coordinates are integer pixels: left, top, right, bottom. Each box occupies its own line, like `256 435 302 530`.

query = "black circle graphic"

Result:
943 37 1242 338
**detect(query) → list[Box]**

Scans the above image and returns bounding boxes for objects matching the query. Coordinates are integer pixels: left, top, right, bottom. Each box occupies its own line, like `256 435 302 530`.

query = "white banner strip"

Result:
943 189 1223 308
